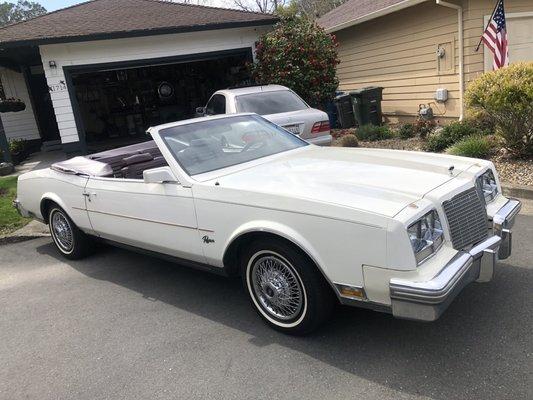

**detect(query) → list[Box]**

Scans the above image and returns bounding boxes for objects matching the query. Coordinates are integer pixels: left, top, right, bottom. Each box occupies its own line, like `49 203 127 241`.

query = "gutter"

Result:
0 19 278 50
435 0 464 120
324 0 428 33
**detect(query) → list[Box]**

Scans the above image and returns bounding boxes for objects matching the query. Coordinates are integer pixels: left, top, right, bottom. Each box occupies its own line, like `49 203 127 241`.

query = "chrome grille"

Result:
443 187 488 250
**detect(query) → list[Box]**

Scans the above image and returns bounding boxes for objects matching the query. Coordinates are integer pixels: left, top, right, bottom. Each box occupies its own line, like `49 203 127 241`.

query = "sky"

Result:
39 0 233 12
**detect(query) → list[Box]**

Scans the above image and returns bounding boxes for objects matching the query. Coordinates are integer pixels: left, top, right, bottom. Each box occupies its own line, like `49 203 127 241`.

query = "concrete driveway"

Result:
1 204 532 400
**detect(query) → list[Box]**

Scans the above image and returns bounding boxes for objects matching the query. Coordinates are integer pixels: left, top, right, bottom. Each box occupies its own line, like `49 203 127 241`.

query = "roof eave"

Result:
323 0 428 33
0 18 277 49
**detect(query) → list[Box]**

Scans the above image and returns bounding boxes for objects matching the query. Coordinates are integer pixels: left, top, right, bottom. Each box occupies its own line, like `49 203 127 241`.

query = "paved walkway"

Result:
6 150 66 177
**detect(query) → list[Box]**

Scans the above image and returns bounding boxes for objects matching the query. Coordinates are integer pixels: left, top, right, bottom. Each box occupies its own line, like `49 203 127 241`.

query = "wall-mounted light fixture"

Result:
49 60 57 69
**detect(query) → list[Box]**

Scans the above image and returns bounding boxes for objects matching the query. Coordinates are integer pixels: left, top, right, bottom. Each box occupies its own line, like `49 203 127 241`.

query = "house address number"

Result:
48 80 67 93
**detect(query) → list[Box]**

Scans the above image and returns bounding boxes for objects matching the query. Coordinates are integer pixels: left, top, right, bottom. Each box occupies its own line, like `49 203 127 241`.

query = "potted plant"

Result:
9 138 28 165
0 98 26 113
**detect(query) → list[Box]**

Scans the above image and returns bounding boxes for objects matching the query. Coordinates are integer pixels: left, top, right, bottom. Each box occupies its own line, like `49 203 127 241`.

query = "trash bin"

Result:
350 86 384 126
334 93 355 129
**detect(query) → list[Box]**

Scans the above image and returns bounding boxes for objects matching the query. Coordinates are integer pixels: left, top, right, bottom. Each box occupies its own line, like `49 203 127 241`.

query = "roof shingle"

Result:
0 0 277 47
318 0 421 32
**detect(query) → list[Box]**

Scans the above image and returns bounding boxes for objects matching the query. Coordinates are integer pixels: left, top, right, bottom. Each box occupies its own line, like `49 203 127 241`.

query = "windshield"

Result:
159 115 308 175
235 90 308 115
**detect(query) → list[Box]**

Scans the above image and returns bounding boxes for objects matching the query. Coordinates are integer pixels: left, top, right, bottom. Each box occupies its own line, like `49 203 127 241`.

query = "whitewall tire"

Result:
242 238 335 335
48 206 94 260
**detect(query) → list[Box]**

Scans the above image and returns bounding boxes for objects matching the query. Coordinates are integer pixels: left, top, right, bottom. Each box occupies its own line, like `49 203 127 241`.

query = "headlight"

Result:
407 210 444 265
476 169 499 204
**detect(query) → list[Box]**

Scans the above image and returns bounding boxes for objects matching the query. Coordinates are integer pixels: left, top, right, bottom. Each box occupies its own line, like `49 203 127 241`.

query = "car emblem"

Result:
202 235 215 244
448 165 455 176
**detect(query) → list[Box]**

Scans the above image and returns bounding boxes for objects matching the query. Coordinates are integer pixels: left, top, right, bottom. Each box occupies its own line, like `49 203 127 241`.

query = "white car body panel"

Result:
84 177 204 262
15 114 517 319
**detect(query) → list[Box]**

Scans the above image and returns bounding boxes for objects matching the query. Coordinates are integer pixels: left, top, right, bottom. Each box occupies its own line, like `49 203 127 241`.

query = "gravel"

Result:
332 129 533 187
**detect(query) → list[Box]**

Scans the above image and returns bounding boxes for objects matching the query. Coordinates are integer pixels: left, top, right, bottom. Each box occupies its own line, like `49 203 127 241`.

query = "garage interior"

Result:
70 50 252 152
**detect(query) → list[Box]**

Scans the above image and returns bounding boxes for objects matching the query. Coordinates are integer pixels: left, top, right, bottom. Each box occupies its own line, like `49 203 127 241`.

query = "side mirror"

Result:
195 106 206 117
143 166 178 184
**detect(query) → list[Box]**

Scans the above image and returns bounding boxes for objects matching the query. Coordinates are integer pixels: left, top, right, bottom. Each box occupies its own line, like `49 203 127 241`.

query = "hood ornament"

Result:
448 165 455 176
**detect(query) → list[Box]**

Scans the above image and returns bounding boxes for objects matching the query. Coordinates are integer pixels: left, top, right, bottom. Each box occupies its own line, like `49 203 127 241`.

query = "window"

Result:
160 115 307 176
205 94 226 115
235 90 308 115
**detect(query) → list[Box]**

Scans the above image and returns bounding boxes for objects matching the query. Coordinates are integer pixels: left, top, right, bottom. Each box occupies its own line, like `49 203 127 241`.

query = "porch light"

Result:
49 60 57 69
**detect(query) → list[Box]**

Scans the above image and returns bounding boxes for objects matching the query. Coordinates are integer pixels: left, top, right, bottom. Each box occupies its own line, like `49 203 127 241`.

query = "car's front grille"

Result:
443 187 488 250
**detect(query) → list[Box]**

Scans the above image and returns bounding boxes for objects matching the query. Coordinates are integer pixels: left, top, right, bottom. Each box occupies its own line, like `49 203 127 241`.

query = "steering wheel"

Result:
242 139 266 152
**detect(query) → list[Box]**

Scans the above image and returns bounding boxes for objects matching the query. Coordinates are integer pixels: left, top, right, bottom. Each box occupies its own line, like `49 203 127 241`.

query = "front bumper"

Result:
389 198 521 322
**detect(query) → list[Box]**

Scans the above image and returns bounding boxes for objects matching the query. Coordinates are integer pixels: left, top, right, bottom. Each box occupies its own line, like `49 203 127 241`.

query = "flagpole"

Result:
475 0 501 52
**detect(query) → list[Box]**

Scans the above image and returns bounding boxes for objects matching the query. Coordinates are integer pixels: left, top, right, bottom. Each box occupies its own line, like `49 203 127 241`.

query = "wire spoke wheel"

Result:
251 254 304 321
51 210 74 253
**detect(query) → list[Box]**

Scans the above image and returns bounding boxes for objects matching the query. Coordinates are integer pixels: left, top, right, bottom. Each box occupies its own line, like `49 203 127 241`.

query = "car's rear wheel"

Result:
48 206 94 260
242 238 335 335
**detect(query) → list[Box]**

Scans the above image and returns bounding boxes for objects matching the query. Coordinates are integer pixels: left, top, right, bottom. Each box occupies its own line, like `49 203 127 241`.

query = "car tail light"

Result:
311 121 330 134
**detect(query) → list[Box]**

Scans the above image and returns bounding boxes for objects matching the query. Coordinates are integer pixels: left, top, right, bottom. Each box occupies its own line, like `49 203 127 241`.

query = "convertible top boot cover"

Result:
51 156 114 177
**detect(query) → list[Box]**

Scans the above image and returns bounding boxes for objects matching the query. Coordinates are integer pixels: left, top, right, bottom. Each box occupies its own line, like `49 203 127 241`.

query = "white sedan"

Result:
197 84 332 146
14 114 520 334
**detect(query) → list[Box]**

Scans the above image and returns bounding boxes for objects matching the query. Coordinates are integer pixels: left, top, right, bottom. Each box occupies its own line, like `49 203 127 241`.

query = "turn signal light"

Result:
311 121 330 134
337 285 366 300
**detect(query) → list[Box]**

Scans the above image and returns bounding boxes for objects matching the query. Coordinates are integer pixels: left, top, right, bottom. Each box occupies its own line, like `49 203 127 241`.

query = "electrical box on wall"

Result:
435 88 448 103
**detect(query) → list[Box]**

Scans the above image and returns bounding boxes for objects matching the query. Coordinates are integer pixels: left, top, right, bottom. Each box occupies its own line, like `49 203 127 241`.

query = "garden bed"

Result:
332 129 533 187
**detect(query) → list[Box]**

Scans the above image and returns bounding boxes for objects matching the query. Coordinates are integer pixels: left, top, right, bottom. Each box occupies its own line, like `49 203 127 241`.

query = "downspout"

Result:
435 0 464 120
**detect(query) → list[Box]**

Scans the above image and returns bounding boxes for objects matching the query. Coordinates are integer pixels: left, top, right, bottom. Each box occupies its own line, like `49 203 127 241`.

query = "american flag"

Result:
481 0 509 70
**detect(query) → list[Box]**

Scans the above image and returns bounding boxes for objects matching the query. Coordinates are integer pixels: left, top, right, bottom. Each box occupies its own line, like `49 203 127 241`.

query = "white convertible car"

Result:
14 114 520 334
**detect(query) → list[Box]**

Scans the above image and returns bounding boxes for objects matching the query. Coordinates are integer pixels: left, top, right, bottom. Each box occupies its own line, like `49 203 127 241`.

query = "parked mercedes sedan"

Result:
15 114 520 334
197 85 332 146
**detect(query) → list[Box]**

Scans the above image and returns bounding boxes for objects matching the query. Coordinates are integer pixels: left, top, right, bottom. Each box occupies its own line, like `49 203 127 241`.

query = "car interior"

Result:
87 140 169 179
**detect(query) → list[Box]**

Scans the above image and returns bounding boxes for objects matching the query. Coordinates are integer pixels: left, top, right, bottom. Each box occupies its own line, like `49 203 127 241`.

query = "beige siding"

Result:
335 0 532 122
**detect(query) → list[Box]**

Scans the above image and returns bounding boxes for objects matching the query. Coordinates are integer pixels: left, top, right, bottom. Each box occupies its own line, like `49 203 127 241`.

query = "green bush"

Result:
398 123 416 139
356 124 393 141
252 17 339 107
465 62 533 157
340 134 359 147
446 135 495 159
425 120 484 153
9 138 26 154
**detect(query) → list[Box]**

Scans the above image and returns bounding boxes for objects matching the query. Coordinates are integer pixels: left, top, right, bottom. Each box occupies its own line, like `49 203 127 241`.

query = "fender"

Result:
223 220 335 290
40 192 70 221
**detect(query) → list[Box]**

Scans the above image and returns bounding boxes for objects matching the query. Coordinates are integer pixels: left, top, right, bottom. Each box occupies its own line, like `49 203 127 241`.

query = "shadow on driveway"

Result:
35 234 532 400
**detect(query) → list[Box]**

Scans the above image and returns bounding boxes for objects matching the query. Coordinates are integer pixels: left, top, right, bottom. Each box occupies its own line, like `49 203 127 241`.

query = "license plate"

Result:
283 124 301 135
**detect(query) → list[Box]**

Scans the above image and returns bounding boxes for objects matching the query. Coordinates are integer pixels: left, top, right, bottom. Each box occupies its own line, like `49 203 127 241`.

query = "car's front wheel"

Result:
242 238 335 335
48 206 94 260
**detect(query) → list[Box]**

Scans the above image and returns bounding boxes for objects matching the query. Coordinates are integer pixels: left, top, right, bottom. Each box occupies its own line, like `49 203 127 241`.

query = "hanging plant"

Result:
0 98 26 113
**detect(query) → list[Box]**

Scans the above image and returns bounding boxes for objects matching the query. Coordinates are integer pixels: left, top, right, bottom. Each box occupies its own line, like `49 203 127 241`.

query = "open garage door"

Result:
67 48 252 153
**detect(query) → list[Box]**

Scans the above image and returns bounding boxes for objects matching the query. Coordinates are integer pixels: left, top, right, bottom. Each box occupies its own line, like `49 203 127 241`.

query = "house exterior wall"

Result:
334 0 532 122
38 26 269 147
0 67 40 141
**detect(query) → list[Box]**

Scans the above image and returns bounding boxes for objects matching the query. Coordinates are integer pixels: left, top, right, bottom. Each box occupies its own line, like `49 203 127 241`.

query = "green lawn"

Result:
0 176 30 235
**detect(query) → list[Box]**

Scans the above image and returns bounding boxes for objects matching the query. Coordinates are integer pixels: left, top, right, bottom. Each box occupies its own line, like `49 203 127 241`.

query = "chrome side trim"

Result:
84 208 213 232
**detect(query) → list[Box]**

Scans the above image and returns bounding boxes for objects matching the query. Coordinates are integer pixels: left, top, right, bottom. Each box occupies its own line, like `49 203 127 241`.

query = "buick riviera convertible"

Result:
14 114 520 334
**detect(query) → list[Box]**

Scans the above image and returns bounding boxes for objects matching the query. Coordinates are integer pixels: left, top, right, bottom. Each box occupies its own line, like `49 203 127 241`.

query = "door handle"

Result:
83 192 96 202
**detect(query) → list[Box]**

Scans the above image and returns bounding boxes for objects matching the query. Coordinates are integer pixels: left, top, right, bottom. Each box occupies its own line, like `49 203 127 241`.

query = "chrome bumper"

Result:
13 198 31 218
307 134 333 146
389 198 521 322
492 198 521 259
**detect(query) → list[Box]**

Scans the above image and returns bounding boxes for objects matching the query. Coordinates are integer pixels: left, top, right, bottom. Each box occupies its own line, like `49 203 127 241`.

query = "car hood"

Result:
211 146 478 217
